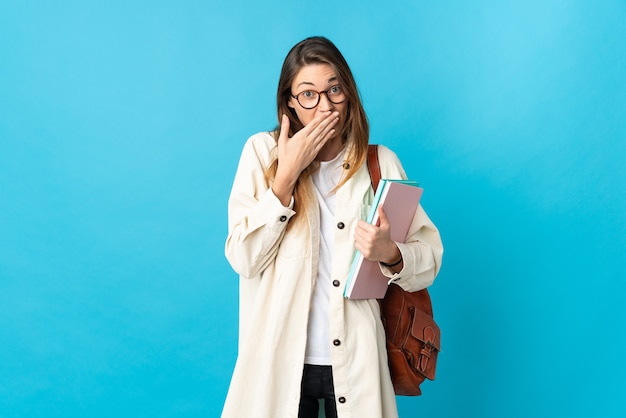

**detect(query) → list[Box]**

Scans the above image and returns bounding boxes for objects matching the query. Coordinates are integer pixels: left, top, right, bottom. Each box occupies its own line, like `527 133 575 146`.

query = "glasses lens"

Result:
327 85 345 104
298 91 319 109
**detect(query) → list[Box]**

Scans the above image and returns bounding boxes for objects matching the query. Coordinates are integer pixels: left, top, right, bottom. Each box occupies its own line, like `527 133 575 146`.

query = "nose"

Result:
317 92 334 111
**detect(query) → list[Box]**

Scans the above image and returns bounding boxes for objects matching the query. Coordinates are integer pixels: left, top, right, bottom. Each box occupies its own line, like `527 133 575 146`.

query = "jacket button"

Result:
333 339 341 346
338 397 346 403
279 215 287 222
332 280 340 287
343 162 350 169
337 222 345 229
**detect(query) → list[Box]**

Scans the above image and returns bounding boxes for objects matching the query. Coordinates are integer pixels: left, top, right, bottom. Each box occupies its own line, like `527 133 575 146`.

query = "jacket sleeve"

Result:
376 145 444 292
225 134 296 278
385 206 443 292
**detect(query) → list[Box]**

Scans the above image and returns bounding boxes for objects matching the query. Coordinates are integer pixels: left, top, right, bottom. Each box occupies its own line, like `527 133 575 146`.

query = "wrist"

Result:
271 176 297 207
380 245 402 267
380 256 403 268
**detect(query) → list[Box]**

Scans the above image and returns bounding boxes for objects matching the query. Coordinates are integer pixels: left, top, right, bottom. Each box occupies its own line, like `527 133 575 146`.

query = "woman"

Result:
222 36 443 418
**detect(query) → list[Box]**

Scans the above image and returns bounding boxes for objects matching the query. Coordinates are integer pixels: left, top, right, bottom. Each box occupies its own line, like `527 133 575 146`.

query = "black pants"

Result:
298 364 338 418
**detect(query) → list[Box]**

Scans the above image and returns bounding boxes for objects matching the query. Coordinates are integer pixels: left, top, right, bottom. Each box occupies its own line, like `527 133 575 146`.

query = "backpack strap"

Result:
367 144 381 193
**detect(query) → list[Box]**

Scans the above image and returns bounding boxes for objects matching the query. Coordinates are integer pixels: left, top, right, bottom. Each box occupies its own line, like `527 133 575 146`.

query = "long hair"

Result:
266 36 369 226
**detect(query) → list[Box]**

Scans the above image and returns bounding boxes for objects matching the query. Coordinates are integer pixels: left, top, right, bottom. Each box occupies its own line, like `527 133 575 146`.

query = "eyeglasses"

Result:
290 84 346 109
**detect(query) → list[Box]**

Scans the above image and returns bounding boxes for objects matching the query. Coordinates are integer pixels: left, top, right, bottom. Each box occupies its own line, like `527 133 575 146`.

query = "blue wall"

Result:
1 1 624 417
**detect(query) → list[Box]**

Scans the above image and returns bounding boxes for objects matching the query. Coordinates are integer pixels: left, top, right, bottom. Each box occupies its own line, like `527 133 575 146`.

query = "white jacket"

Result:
222 132 443 418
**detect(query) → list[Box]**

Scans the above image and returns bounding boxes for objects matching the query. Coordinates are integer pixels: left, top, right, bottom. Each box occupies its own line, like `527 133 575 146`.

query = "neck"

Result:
317 136 344 162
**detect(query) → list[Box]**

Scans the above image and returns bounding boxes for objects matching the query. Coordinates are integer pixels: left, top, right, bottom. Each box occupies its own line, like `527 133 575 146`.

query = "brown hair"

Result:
266 36 369 225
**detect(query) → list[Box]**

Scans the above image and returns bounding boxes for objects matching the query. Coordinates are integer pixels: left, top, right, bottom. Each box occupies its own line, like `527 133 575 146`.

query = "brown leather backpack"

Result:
367 145 441 396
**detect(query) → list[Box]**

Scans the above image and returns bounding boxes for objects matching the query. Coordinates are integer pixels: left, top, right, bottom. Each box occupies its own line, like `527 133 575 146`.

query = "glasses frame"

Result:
290 84 346 109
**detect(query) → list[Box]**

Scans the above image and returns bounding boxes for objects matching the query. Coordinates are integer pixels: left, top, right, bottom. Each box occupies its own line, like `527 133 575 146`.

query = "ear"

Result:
287 98 295 109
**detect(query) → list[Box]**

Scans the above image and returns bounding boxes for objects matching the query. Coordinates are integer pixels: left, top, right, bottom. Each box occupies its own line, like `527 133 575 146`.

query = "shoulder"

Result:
239 131 277 165
375 144 401 166
371 144 406 178
244 131 277 152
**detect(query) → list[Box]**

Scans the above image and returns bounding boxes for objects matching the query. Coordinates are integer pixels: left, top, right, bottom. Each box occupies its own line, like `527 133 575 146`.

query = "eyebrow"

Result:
296 76 338 89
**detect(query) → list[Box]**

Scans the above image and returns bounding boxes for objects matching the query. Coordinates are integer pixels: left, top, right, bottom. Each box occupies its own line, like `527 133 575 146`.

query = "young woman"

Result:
222 36 443 418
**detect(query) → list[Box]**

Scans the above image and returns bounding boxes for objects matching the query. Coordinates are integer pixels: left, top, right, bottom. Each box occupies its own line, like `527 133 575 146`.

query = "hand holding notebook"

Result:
344 180 423 299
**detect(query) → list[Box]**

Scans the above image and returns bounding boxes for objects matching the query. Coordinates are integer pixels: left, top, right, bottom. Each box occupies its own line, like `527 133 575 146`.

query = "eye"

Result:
301 90 316 99
328 85 343 96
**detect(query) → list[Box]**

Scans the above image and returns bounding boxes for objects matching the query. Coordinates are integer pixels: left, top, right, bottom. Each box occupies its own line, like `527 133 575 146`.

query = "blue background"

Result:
1 1 625 417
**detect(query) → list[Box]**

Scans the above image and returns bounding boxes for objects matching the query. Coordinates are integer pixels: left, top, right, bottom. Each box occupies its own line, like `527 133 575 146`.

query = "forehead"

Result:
292 63 337 87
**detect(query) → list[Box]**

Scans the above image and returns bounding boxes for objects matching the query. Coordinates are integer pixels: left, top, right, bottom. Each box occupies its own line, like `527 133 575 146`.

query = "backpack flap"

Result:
405 306 440 380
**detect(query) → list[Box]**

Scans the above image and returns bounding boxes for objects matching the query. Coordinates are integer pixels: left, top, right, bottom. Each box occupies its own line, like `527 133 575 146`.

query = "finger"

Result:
353 240 363 254
311 111 339 136
314 128 336 150
353 228 366 242
376 204 388 228
310 116 339 150
317 118 339 141
278 114 290 142
299 111 335 139
354 238 375 259
356 220 377 239
298 110 333 135
354 225 376 248
354 220 369 234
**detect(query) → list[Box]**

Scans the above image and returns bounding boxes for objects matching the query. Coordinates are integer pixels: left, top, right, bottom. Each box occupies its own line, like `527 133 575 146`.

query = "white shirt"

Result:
305 150 346 365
